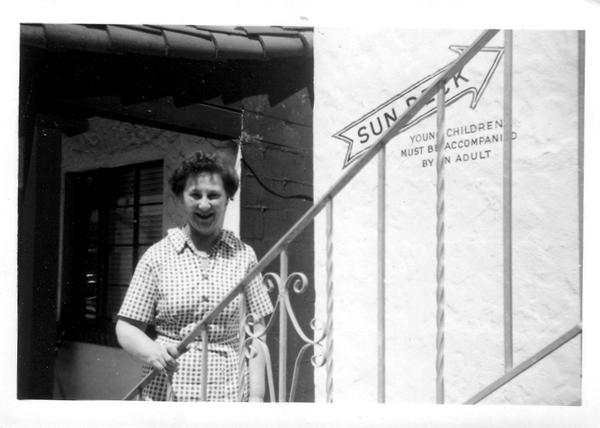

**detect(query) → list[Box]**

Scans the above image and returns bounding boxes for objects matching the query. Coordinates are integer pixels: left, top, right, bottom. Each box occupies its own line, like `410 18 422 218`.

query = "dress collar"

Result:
168 226 235 254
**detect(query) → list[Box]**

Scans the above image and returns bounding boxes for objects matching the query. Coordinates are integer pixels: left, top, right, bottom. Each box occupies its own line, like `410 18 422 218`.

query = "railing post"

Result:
201 326 209 401
326 199 334 403
577 30 584 322
378 147 386 403
237 291 247 401
435 84 446 404
503 29 514 372
279 248 289 402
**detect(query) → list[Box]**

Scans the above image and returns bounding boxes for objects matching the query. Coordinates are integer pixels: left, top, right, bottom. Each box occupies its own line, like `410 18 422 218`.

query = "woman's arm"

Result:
247 318 268 402
116 318 181 373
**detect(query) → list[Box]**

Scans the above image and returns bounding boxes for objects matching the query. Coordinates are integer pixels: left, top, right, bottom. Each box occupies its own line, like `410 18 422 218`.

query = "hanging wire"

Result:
210 137 313 202
241 156 314 202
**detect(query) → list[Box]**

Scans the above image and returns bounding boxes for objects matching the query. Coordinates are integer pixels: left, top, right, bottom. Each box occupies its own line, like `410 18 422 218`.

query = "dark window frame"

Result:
60 160 164 347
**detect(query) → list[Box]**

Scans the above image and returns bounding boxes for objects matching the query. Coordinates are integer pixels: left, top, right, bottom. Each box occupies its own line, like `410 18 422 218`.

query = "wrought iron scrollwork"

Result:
241 266 329 402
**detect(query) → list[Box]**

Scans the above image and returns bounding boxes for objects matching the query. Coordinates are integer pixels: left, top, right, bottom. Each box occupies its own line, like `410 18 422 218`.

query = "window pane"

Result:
140 166 164 204
137 245 151 264
86 209 99 247
109 169 135 206
107 246 133 286
109 206 134 245
139 204 163 244
106 285 128 321
84 248 99 320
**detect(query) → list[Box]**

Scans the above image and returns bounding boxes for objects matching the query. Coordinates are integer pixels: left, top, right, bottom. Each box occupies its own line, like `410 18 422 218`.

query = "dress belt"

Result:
156 334 237 355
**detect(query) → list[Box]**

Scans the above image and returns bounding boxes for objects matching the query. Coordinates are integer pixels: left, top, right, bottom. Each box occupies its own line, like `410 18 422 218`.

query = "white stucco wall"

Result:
314 29 581 404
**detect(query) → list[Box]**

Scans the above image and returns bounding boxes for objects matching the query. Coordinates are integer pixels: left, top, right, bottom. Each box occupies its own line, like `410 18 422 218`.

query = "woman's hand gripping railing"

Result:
122 261 268 400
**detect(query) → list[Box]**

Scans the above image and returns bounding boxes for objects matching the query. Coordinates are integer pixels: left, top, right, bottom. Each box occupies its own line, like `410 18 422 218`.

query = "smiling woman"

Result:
115 151 274 401
170 152 238 254
181 172 229 253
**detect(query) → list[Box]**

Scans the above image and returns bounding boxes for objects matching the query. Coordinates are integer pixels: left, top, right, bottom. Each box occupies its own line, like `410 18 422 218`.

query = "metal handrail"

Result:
465 323 582 404
122 28 501 400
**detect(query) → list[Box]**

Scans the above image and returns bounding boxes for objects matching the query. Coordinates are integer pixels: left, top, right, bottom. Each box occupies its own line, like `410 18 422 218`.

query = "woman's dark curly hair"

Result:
169 151 239 199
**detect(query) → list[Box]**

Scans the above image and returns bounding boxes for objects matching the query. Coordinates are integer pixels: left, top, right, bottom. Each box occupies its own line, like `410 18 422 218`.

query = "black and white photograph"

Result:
3 1 600 427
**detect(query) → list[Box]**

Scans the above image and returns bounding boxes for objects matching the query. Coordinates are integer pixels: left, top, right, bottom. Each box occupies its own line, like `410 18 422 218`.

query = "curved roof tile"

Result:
107 25 167 56
210 31 265 60
161 29 217 60
259 34 306 58
20 24 313 61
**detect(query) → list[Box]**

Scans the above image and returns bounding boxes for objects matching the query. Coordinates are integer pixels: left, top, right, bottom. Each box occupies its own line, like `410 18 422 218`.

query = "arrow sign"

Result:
333 46 504 168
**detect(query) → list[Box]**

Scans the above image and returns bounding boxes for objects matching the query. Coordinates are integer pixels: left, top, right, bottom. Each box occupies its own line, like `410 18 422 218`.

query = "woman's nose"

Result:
198 198 211 210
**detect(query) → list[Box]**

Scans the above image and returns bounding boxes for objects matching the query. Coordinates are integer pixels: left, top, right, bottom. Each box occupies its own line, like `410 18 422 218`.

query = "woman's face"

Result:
181 172 228 241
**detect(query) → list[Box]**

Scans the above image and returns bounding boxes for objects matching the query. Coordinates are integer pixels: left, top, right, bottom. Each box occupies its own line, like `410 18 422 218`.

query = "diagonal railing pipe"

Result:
122 28 500 401
464 323 582 404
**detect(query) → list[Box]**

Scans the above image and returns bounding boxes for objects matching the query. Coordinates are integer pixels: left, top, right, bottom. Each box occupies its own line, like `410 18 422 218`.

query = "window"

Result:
61 161 163 347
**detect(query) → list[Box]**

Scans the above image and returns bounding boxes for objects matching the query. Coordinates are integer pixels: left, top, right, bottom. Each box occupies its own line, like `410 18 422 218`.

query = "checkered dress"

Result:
118 227 274 401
